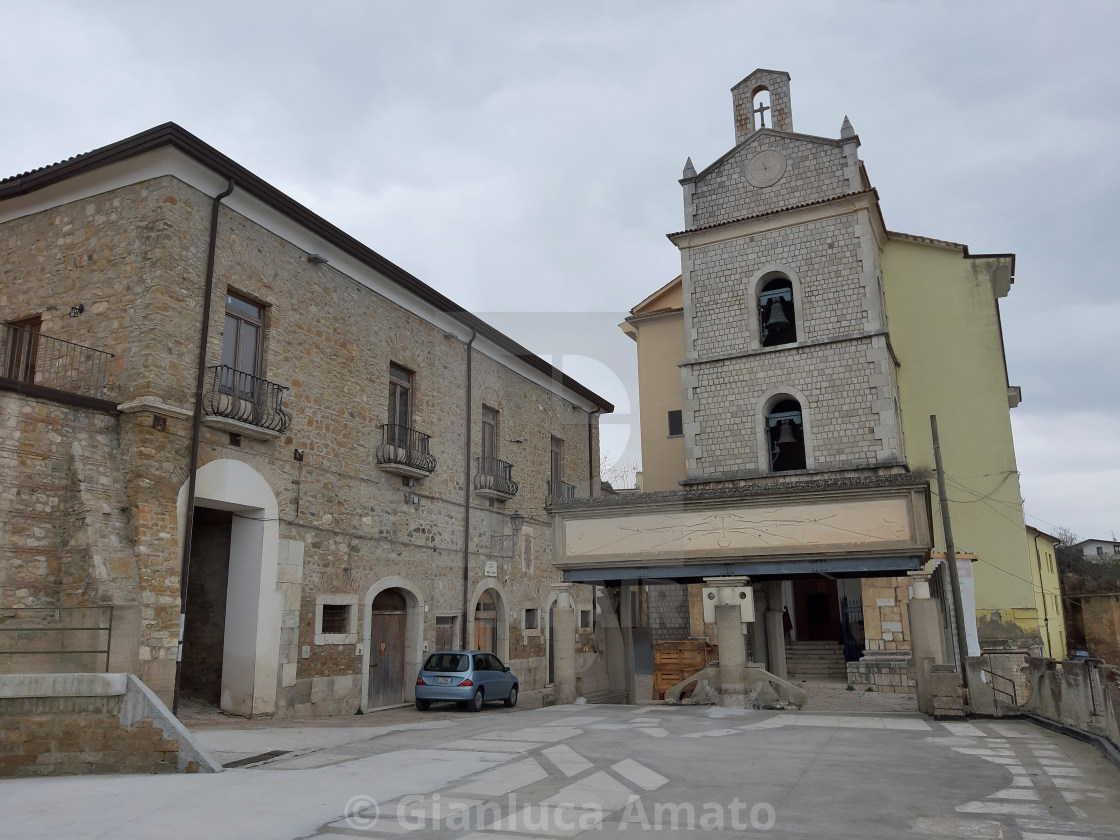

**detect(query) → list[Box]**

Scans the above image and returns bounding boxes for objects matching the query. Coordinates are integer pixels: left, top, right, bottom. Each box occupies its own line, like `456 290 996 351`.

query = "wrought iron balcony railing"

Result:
203 364 290 433
474 456 518 499
376 423 436 477
546 479 576 503
1 323 114 400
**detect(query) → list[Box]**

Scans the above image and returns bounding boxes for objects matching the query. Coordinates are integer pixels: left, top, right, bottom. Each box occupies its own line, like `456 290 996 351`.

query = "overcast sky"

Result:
2 0 1116 541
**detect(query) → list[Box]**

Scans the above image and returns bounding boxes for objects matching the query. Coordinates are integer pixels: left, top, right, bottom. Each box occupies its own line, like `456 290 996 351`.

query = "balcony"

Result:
546 479 576 505
474 456 518 501
202 364 290 439
0 322 115 408
376 423 436 479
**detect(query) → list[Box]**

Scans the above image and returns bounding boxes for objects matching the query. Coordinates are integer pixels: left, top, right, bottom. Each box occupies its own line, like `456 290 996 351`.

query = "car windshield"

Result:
423 652 469 672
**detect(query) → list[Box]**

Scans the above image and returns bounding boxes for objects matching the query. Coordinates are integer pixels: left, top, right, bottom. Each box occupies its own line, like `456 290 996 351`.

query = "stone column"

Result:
751 587 768 665
765 581 787 679
908 571 946 715
551 582 577 705
715 605 748 694
703 577 752 695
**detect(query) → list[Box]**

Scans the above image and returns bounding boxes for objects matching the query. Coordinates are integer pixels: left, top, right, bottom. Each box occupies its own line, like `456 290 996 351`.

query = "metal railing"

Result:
981 654 1019 707
474 456 518 497
376 423 436 474
0 323 114 399
0 606 113 673
1088 660 1105 716
203 364 290 433
546 479 576 503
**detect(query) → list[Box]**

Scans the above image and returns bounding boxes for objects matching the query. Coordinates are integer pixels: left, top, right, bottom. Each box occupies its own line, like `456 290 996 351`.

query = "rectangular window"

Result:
524 608 540 631
3 315 42 383
320 604 349 635
580 609 593 630
314 595 359 644
222 293 263 395
388 363 413 439
481 406 498 460
550 436 564 483
667 409 683 437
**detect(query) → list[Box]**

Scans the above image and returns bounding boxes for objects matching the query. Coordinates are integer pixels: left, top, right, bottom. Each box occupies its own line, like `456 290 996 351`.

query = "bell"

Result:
765 298 791 331
775 420 798 446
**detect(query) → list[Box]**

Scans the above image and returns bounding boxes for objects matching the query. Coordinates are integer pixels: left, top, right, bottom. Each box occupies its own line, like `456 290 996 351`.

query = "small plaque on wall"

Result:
484 560 498 577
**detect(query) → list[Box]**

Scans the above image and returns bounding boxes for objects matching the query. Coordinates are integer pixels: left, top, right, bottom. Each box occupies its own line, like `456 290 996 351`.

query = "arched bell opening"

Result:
767 398 806 472
759 277 796 347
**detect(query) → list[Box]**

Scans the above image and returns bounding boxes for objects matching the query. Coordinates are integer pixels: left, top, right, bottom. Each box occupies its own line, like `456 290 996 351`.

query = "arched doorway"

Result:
369 589 407 707
175 459 281 717
467 580 510 662
474 589 498 654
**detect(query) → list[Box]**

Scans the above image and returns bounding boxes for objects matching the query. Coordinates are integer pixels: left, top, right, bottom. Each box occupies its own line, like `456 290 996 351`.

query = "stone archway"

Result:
176 459 282 717
360 576 424 711
467 579 510 662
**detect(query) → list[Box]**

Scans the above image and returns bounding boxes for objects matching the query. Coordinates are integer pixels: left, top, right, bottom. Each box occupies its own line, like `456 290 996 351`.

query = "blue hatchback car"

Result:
414 650 519 712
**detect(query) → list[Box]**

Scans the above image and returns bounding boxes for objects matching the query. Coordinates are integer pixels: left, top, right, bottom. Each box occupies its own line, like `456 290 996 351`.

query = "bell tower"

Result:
732 69 793 144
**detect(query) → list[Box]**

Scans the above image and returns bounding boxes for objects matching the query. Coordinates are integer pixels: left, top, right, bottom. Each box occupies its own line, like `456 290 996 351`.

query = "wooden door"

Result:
369 609 406 707
474 614 496 654
474 589 497 654
3 316 40 383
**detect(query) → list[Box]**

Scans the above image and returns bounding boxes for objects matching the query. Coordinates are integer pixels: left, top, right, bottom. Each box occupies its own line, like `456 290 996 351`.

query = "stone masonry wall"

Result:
687 135 850 230
0 392 134 610
0 695 178 777
2 174 600 713
687 215 867 355
684 337 889 478
861 576 913 653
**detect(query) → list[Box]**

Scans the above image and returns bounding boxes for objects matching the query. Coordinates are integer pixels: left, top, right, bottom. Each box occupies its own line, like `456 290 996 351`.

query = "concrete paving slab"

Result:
1 706 1118 839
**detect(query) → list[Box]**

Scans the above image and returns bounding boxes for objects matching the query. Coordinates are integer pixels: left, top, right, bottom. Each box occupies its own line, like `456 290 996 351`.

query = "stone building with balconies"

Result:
0 123 610 719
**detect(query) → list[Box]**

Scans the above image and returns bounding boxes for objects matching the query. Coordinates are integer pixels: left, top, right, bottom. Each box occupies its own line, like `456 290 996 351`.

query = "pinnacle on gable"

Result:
841 116 855 139
683 157 696 179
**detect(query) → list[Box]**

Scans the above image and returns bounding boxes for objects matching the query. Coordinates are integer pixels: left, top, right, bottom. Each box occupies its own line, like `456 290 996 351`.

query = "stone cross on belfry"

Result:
754 99 770 128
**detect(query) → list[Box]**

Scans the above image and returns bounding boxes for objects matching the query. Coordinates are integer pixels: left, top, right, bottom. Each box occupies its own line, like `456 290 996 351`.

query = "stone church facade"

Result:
0 124 608 718
555 70 1055 702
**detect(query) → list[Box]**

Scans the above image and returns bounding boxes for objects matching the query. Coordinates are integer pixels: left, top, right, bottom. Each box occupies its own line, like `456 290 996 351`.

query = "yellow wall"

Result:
621 280 687 492
883 237 1042 651
1027 528 1066 658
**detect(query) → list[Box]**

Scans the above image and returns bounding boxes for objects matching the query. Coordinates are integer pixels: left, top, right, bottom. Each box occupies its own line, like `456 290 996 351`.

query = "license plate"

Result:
434 677 452 685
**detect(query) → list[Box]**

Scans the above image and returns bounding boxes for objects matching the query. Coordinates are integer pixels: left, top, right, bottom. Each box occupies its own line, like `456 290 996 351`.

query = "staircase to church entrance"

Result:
786 641 848 680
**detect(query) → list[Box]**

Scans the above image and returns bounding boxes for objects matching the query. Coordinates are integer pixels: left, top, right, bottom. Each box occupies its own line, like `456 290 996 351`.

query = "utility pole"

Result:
931 415 971 690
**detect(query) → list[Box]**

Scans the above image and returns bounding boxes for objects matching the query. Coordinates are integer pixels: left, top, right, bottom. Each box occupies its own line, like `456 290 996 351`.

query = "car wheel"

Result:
504 685 518 708
467 688 484 712
415 699 430 711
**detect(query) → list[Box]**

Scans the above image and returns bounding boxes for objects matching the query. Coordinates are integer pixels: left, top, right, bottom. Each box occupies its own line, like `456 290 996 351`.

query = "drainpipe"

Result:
1032 531 1053 657
173 178 235 715
587 406 600 497
461 327 477 647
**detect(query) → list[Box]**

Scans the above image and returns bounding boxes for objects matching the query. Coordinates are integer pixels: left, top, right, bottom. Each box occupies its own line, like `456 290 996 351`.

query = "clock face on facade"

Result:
746 149 787 188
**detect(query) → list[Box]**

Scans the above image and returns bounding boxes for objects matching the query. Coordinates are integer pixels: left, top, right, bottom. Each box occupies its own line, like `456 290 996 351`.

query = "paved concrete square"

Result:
1 705 1118 839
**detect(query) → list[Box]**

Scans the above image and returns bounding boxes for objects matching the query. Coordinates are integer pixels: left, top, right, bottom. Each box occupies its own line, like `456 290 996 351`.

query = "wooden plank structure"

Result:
653 639 715 699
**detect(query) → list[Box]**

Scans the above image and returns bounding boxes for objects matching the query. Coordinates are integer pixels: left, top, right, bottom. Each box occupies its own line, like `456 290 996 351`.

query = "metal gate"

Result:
369 591 407 707
840 597 864 663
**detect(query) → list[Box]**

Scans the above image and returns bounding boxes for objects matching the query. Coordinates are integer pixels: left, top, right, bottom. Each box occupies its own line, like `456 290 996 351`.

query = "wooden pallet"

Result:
654 640 715 699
